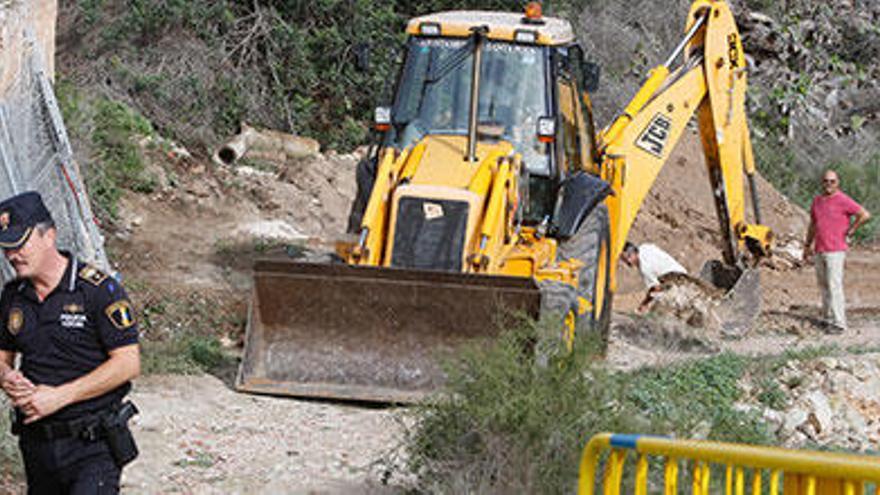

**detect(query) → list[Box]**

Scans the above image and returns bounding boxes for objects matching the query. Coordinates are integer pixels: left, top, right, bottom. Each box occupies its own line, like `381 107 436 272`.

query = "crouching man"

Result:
621 241 688 313
0 191 140 494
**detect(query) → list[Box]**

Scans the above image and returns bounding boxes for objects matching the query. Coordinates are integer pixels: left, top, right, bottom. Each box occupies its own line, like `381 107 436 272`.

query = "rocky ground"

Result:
762 353 880 452
123 375 405 494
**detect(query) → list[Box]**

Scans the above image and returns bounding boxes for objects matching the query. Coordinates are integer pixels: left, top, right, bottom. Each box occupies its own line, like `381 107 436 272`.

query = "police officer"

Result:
0 191 140 494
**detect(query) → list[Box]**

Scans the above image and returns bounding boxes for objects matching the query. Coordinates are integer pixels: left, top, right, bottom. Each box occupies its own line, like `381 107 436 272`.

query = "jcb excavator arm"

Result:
597 0 772 292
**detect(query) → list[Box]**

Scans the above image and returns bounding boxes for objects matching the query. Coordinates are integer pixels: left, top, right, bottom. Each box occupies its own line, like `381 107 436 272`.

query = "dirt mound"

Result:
109 143 359 289
617 129 808 298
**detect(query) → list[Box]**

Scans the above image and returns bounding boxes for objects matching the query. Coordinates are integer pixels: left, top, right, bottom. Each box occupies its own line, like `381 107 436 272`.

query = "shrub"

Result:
404 318 776 493
55 84 158 221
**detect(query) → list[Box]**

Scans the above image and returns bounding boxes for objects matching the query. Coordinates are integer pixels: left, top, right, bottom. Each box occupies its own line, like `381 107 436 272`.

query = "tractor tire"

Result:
537 279 579 359
557 204 612 346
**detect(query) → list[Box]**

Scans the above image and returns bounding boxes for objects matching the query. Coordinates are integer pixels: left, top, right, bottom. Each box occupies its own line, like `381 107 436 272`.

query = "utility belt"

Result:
11 401 139 467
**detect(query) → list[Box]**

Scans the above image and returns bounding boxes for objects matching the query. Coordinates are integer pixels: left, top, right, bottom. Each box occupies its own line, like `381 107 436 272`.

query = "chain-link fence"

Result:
0 29 107 281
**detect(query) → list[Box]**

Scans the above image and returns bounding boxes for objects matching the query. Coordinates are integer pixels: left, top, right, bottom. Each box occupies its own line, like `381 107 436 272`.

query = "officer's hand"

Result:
20 385 72 424
0 370 35 400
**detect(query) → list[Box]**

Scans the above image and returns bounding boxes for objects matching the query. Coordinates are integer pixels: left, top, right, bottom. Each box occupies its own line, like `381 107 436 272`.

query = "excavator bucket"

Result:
236 259 541 403
699 260 761 338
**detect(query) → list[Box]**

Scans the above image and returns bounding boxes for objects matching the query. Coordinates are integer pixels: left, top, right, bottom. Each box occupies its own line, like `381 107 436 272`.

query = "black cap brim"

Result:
0 226 32 249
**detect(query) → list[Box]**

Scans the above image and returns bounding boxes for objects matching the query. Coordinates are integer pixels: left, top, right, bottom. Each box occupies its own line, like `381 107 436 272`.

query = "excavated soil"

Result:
98 130 879 492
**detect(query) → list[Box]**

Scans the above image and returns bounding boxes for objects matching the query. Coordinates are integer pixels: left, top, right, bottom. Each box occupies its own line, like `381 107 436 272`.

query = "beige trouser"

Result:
815 251 847 329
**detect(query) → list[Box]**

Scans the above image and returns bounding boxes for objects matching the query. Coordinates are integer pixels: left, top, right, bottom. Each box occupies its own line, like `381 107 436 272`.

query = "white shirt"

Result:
638 243 687 288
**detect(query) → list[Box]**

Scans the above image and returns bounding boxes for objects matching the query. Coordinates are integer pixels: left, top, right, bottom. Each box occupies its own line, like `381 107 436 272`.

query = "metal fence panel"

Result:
0 29 107 281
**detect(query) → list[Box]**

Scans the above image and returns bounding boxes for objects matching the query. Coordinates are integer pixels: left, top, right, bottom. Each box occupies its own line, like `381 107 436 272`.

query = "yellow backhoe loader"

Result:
237 0 774 402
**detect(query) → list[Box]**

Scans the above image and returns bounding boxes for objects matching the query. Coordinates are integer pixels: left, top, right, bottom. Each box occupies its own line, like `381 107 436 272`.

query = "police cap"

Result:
0 191 54 249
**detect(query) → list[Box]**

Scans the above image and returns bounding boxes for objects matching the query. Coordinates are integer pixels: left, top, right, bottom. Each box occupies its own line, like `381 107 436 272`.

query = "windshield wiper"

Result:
426 37 475 84
395 37 478 130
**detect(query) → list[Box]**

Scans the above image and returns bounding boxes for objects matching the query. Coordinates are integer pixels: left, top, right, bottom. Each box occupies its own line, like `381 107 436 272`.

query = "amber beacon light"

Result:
524 2 543 21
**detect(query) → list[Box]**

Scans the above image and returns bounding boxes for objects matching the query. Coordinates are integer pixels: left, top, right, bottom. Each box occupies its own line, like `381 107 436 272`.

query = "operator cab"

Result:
379 4 601 226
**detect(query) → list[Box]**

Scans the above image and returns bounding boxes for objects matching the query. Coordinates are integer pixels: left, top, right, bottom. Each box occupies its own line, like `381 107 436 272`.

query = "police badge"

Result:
8 308 23 335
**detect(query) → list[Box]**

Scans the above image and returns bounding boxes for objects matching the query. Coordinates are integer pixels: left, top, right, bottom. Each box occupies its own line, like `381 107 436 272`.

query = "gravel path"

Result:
123 375 407 494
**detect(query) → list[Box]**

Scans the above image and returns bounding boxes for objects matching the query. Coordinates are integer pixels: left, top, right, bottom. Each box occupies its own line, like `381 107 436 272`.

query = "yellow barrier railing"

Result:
579 433 880 495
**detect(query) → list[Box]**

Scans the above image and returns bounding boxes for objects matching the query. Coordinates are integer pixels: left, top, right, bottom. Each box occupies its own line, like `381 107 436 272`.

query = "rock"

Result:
804 390 834 436
816 357 839 372
779 364 805 390
185 181 212 198
762 408 784 430
748 12 777 26
839 403 868 448
783 407 809 433
234 165 275 178
231 219 306 242
851 360 876 381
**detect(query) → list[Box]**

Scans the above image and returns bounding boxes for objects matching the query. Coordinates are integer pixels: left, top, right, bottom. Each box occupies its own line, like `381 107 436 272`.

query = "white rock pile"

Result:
756 354 880 452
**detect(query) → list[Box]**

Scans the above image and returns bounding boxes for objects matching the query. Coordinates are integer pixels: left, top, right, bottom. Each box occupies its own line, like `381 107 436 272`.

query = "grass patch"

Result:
756 376 787 410
403 321 839 493
89 98 157 218
141 333 230 376
55 81 158 221
133 282 242 376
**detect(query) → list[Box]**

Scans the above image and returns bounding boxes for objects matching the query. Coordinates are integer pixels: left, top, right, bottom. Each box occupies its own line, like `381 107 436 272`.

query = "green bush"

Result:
405 319 776 493
407 321 632 493
55 83 158 221
87 98 157 218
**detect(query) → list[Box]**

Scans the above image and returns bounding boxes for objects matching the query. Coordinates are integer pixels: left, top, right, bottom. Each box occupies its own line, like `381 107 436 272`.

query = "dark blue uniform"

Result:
0 253 138 494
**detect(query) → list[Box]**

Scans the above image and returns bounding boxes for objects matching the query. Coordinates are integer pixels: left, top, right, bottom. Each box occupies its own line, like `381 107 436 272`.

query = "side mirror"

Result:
582 61 601 93
354 42 371 72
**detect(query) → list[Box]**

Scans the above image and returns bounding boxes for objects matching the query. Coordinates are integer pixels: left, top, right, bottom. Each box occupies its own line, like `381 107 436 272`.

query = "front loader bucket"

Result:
700 260 761 338
236 260 541 403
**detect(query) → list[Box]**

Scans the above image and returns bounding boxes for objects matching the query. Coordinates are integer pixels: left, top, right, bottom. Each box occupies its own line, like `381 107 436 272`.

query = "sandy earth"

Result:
123 375 405 494
51 131 879 493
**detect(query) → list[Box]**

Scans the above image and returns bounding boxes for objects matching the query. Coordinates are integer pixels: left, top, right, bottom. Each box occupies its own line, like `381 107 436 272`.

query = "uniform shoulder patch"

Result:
105 300 136 330
79 264 109 286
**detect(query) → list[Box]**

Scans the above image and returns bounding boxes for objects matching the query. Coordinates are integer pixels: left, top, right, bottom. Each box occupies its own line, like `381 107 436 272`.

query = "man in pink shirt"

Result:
803 170 871 332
